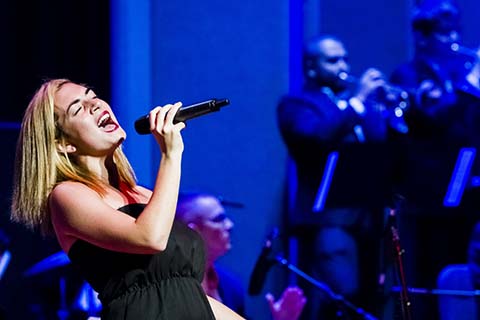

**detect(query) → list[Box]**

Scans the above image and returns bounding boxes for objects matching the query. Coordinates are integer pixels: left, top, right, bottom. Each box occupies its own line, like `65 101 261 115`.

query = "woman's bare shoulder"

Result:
49 182 105 219
50 181 100 200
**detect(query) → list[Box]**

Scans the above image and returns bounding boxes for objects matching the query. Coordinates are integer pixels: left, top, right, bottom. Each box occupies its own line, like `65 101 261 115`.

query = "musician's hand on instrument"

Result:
356 68 387 102
416 79 443 106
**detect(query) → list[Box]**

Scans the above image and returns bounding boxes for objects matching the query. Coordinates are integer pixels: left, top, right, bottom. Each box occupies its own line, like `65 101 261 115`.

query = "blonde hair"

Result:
11 79 137 236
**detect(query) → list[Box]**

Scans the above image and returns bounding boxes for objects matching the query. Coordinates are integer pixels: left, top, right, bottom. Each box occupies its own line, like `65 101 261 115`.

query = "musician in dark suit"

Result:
389 1 480 317
390 1 480 207
277 35 405 319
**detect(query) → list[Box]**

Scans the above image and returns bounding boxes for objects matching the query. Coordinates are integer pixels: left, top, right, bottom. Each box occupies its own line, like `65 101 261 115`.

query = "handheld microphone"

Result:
134 98 230 134
248 228 279 296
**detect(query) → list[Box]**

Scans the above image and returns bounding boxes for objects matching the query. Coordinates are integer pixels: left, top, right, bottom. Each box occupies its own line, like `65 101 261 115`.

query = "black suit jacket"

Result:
277 88 396 227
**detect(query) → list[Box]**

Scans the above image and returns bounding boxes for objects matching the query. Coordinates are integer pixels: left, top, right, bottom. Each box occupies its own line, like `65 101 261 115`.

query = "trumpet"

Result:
338 71 410 133
450 42 479 73
450 43 479 60
338 72 410 107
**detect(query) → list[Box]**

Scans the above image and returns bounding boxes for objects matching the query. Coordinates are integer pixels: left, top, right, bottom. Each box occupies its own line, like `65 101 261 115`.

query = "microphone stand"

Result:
274 255 378 320
387 207 412 320
391 286 480 297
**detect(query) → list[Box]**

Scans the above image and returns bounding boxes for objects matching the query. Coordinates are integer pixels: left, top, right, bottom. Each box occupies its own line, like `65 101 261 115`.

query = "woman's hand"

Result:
148 102 186 158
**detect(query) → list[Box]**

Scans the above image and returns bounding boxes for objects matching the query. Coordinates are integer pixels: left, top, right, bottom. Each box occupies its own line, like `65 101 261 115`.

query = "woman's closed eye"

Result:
72 96 98 116
73 105 83 116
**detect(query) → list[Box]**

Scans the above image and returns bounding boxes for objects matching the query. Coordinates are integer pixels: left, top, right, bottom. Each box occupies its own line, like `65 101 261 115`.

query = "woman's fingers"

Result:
149 105 171 133
146 103 185 154
164 102 182 125
148 102 185 134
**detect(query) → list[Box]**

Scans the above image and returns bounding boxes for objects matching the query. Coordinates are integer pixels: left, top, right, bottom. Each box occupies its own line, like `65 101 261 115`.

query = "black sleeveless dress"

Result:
68 203 215 320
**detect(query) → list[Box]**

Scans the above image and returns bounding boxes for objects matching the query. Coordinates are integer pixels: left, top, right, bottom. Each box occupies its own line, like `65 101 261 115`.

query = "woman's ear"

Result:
56 141 77 154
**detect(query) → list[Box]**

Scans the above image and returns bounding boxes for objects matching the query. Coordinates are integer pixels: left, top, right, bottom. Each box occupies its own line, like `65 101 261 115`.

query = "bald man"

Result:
175 192 306 320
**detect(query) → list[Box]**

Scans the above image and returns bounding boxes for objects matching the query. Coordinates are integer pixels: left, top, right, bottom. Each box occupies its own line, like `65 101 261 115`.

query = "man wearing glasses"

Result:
175 192 306 320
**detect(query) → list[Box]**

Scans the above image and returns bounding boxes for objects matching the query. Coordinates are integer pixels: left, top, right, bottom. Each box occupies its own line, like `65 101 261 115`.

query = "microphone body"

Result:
134 98 230 134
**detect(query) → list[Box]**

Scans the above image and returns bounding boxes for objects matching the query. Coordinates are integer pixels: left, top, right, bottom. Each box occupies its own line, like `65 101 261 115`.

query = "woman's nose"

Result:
88 101 100 113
